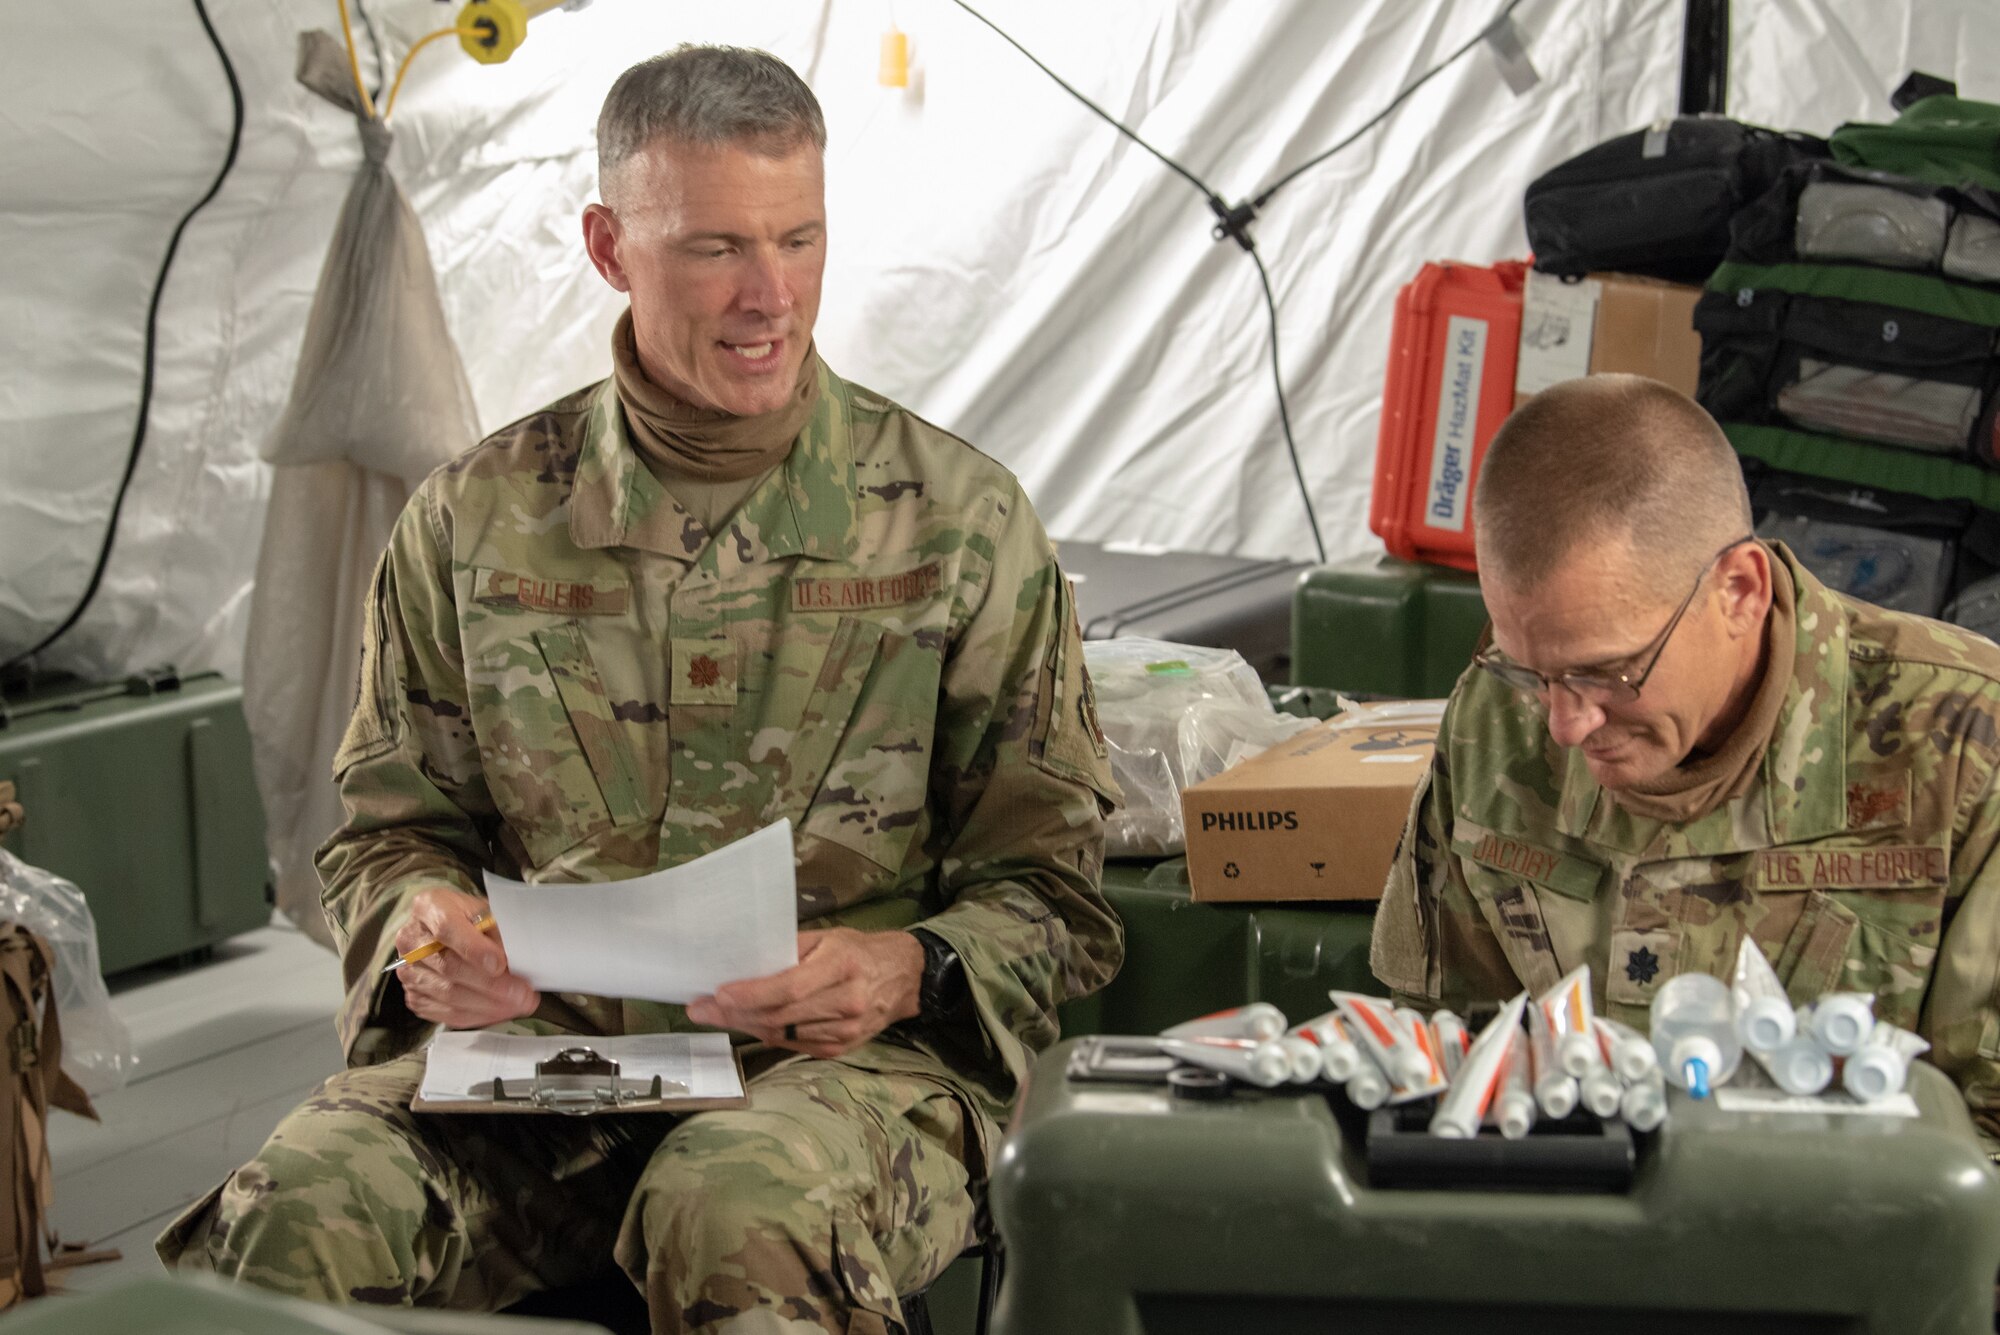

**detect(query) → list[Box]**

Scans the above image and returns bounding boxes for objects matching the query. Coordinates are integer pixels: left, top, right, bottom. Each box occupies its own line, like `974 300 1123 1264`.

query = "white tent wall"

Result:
5 4 1996 905
9 2 1996 678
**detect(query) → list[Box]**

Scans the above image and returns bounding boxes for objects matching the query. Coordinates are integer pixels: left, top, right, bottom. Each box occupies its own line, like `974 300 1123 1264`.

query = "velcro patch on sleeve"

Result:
475 568 629 616
792 562 943 613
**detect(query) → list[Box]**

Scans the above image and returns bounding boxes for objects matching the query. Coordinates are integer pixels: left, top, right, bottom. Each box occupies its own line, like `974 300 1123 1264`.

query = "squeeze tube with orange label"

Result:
1492 1027 1538 1140
1289 1010 1363 1084
1160 1036 1290 1087
1345 1051 1391 1110
1330 992 1444 1103
1527 1002 1579 1119
1620 1069 1667 1132
1536 964 1599 1078
1162 1003 1286 1043
1578 1053 1624 1119
1275 1035 1322 1084
1431 1010 1472 1080
1430 993 1528 1138
1593 1016 1658 1084
1398 1006 1452 1099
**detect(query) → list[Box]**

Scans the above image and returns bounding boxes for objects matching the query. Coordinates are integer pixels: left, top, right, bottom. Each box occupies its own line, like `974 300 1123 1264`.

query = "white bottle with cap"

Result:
1731 936 1796 1053
1650 972 1741 1099
1843 1021 1930 1102
1753 1036 1833 1096
1806 993 1875 1057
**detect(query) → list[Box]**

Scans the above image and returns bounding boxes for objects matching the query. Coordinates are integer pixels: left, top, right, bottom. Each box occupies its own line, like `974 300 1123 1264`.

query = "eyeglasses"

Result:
1472 537 1754 705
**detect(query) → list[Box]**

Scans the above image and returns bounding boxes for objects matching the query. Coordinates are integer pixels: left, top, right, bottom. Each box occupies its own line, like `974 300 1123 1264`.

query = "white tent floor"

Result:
48 914 344 1294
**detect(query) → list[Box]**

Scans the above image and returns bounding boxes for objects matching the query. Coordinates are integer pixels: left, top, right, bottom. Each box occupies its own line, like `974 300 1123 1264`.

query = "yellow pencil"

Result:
383 911 497 972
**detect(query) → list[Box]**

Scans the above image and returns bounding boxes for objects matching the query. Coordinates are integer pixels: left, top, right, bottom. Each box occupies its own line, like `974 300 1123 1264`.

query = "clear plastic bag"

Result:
0 850 136 1098
1084 638 1317 857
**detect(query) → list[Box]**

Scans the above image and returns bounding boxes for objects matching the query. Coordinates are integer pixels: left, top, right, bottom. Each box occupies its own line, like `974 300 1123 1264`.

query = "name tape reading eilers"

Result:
477 572 630 616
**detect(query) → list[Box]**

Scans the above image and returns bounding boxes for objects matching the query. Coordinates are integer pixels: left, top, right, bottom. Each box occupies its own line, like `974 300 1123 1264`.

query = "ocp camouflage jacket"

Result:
1373 543 2000 1140
316 363 1124 1142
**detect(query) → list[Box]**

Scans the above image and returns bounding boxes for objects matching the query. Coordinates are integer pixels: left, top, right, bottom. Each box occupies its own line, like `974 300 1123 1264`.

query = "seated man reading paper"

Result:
159 46 1123 1334
1372 373 2000 1147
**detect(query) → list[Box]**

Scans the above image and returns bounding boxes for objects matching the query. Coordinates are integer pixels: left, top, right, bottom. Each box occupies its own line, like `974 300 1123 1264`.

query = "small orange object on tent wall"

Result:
879 27 910 88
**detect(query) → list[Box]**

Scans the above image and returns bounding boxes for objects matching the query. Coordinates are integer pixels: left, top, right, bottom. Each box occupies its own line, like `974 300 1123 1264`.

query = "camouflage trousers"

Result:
155 1050 984 1334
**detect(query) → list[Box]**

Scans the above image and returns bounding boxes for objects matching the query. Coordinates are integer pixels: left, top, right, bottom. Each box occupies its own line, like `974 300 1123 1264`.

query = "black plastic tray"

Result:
1361 1100 1638 1193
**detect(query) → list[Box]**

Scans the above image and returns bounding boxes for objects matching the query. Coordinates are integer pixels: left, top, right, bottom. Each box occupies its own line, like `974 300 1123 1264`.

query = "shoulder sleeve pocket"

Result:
333 553 407 778
1030 574 1119 804
1372 771 1437 999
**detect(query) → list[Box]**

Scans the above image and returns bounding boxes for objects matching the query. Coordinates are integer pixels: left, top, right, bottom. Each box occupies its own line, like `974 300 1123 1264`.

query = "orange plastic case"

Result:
1368 260 1528 572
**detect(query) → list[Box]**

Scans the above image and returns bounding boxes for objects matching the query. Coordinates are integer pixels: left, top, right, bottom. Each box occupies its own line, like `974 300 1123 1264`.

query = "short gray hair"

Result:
1473 375 1753 597
598 45 825 187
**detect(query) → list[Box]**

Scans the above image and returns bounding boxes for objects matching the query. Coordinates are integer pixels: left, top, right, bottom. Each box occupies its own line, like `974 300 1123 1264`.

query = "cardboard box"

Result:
1514 269 1703 407
1182 706 1440 903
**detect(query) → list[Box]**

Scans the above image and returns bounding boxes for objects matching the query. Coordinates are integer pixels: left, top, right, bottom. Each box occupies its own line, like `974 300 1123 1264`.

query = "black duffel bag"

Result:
1751 469 1969 617
1525 116 1828 284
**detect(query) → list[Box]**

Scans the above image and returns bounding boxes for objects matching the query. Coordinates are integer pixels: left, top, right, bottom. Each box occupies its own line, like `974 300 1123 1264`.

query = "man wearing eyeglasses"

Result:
1371 373 2000 1140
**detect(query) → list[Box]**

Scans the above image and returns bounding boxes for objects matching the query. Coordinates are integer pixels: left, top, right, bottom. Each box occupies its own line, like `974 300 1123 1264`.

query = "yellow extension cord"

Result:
334 0 520 124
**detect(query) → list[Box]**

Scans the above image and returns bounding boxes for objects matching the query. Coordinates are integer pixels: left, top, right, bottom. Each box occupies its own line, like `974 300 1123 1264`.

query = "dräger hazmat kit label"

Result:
1424 315 1486 534
1181 707 1441 903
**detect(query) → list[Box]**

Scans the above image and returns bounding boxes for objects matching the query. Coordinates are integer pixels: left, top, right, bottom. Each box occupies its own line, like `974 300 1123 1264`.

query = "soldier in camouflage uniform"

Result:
158 47 1122 1332
1372 374 2000 1144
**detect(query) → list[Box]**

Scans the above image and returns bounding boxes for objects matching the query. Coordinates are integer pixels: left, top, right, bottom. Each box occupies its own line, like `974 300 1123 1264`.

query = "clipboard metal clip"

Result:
479 1046 687 1115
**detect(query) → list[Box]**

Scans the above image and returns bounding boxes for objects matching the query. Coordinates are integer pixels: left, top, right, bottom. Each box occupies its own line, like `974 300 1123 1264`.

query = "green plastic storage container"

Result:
992 1045 2000 1335
1291 555 1487 699
0 672 270 974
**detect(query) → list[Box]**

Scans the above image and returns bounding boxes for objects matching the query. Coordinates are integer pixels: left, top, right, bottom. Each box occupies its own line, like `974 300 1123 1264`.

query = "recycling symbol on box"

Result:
1223 862 1242 879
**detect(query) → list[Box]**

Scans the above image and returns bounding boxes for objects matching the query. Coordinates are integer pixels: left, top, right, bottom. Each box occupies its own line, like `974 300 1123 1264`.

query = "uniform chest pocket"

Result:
1456 861 1568 1000
758 615 940 892
1774 887 1943 1031
467 625 647 867
1758 835 1948 1030
1454 830 1608 1001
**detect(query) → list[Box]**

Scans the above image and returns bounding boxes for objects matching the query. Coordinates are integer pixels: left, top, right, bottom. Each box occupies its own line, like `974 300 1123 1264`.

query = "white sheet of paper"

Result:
418 1030 743 1104
484 818 798 1003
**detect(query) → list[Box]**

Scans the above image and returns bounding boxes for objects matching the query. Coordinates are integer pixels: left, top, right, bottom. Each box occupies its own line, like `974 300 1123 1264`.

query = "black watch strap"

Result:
910 927 968 1015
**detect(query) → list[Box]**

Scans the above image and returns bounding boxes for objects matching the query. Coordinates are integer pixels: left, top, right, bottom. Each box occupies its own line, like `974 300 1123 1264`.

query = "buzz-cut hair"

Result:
1472 375 1754 598
597 45 826 189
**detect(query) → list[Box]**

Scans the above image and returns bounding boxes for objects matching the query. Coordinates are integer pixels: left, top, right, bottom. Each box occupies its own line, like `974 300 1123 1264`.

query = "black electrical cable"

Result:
1 0 245 682
1250 0 1531 210
944 0 1224 207
948 0 1533 566
950 0 1323 560
1247 247 1324 563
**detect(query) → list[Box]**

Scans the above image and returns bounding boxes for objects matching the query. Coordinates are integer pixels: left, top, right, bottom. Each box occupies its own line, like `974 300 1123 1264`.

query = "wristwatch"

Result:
910 928 968 1018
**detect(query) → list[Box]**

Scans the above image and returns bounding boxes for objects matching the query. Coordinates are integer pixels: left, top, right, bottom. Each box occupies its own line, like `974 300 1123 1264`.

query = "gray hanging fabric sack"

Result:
263 31 480 484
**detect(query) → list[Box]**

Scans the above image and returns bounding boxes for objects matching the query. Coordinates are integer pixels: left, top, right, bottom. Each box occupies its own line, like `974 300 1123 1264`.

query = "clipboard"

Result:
410 1034 751 1116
